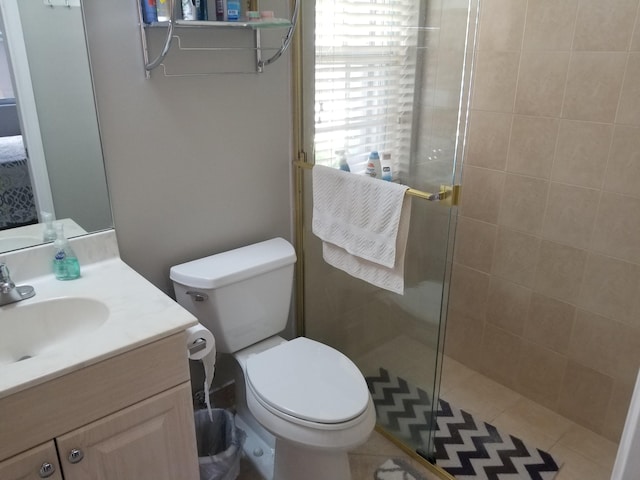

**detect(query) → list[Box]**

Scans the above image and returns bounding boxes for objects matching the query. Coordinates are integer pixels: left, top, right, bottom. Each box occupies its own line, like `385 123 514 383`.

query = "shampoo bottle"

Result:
365 151 382 179
196 0 208 20
337 150 350 172
52 224 81 281
227 0 240 20
156 0 170 21
381 152 393 181
216 0 227 20
140 0 158 24
181 0 196 20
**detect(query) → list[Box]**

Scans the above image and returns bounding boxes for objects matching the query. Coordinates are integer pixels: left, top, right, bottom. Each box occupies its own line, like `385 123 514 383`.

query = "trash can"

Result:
194 408 245 480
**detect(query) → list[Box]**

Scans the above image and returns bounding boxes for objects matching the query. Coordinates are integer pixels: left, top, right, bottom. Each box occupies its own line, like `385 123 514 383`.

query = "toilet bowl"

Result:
170 238 375 480
236 336 376 479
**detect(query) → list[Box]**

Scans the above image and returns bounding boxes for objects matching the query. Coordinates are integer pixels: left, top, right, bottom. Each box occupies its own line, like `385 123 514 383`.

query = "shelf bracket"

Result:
139 0 176 77
258 0 300 69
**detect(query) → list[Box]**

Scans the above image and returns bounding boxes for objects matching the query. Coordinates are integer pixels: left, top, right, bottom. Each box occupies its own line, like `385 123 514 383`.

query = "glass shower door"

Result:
297 0 477 461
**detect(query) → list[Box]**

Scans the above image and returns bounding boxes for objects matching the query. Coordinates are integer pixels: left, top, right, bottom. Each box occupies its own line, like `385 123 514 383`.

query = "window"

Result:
314 0 420 174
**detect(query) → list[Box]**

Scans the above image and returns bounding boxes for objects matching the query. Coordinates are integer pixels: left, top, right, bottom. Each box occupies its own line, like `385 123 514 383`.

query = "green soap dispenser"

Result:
52 224 81 280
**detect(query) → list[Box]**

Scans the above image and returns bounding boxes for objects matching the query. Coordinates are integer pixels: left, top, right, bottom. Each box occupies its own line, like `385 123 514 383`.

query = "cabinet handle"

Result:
68 448 84 464
39 462 56 478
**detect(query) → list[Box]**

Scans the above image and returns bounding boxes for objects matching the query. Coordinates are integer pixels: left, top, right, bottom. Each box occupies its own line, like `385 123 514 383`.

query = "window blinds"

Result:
314 0 420 174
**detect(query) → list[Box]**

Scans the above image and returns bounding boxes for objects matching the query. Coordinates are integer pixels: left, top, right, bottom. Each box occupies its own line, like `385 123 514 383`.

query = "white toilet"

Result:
170 237 376 480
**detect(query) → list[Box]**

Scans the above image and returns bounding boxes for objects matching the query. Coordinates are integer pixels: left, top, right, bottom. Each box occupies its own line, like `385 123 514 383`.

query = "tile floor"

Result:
440 356 619 480
237 336 621 480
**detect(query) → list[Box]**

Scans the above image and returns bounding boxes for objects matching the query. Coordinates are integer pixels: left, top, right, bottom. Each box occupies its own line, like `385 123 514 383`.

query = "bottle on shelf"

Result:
52 224 81 281
336 150 350 172
181 0 196 20
156 0 170 21
196 0 208 20
140 0 158 24
216 0 226 20
227 0 241 20
381 152 393 181
365 151 382 179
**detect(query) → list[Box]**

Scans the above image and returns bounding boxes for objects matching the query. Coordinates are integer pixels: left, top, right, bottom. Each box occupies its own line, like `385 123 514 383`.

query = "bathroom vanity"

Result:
0 335 198 479
0 231 200 480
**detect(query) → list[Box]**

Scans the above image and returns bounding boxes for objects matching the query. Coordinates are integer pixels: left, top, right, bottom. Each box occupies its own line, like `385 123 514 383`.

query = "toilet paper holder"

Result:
188 337 208 356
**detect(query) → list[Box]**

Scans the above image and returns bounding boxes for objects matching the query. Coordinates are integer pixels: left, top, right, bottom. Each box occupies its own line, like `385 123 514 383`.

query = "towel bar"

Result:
293 161 460 206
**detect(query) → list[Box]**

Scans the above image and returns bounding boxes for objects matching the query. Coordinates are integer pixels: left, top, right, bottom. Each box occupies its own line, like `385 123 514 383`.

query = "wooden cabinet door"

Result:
0 441 63 480
57 382 199 480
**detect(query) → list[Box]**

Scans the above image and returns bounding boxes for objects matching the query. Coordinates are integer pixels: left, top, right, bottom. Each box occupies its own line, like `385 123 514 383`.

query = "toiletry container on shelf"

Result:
227 0 241 20
196 0 208 20
156 0 170 21
337 150 350 172
140 0 158 24
366 151 382 178
181 0 196 20
381 152 393 181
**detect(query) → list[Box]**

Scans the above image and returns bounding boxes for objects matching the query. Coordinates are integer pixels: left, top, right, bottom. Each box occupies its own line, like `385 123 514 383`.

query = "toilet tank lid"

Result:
170 237 297 290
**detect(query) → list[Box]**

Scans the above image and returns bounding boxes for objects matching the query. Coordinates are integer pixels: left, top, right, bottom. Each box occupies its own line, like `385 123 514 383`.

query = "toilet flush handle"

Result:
186 291 209 302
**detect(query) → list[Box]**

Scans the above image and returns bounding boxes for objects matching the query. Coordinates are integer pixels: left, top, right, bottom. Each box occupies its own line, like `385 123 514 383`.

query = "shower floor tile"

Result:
441 356 619 480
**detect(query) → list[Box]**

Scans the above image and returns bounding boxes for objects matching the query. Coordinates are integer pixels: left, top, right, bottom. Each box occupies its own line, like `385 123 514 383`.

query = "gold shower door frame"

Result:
291 0 479 475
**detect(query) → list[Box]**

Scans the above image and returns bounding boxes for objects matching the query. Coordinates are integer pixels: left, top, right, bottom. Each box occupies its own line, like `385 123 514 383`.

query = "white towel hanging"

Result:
312 165 412 294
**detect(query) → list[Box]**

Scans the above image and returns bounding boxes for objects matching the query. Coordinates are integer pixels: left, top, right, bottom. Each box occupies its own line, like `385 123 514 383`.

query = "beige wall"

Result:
446 0 640 442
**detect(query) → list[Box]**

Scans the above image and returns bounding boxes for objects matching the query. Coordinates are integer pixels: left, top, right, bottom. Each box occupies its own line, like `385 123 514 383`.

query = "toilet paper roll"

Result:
186 324 216 421
186 324 215 360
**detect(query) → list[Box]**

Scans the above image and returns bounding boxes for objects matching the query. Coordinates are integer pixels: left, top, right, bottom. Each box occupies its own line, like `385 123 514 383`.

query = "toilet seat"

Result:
246 337 370 425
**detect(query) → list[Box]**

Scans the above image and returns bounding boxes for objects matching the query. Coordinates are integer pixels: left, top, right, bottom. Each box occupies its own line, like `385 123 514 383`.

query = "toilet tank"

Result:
170 238 297 353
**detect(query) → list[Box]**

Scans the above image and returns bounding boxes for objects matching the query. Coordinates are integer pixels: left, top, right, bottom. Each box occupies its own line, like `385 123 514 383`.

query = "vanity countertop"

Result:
0 231 198 399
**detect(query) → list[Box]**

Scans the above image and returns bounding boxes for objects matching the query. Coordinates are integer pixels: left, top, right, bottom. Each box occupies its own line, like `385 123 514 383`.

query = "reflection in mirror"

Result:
0 217 87 251
0 0 112 254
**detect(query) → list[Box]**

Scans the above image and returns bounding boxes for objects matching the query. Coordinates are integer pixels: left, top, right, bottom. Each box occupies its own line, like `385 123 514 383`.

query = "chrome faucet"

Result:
0 263 35 306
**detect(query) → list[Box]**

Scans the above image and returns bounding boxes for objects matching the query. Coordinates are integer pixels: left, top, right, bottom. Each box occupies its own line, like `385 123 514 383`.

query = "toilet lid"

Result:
246 337 370 424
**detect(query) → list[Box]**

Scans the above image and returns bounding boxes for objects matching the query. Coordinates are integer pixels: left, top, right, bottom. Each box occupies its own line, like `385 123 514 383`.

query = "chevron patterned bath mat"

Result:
367 368 561 480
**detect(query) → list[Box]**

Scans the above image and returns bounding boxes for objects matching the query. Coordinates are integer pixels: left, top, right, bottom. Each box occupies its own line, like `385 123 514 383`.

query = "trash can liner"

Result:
194 408 246 480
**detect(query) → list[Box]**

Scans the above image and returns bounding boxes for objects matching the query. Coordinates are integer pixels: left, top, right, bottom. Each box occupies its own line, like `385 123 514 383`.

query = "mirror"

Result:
0 0 112 253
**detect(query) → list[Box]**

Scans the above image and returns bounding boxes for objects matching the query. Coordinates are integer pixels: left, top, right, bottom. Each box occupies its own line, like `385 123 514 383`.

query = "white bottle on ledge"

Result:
365 151 382 179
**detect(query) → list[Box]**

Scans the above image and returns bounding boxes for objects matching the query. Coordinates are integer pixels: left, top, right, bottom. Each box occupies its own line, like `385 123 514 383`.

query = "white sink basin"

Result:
0 297 109 366
0 234 198 400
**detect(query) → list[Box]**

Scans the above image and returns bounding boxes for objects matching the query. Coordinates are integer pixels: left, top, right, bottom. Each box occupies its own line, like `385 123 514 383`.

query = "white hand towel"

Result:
312 165 412 294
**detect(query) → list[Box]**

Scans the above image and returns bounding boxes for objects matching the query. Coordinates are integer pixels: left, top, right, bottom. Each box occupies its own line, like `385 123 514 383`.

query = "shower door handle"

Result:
408 184 461 206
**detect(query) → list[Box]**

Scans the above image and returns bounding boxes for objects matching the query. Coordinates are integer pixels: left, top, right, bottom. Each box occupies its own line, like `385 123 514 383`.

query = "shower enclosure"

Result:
294 0 478 462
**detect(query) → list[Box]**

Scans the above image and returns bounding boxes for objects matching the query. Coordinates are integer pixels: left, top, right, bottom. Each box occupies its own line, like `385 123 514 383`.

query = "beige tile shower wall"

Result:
446 0 640 442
